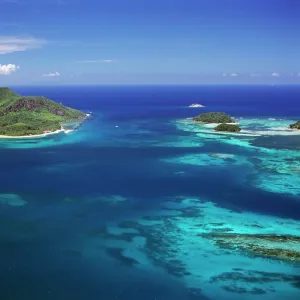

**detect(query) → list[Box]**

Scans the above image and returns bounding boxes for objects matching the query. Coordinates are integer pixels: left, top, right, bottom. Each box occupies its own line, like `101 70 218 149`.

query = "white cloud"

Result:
231 73 238 77
76 59 116 63
42 71 60 77
271 72 280 77
0 64 19 75
222 73 227 77
291 72 300 77
0 36 45 54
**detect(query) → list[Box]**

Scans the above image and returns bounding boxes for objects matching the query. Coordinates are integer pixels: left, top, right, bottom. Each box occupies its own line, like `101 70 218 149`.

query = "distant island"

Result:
193 112 241 132
0 87 86 137
193 112 234 123
214 123 241 132
289 121 300 130
189 103 205 108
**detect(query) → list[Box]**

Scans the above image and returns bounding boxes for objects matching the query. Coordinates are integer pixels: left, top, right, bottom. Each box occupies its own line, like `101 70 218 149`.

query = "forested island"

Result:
193 112 234 123
193 112 241 132
289 121 300 130
214 123 241 132
0 87 86 137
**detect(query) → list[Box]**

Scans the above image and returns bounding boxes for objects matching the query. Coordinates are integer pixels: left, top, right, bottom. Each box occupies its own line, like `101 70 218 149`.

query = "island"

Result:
214 123 241 132
189 103 205 108
289 121 300 130
193 112 234 123
0 87 86 137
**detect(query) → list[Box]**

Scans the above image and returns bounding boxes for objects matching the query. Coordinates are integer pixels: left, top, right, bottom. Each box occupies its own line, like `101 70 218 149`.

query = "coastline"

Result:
202 122 239 126
0 127 73 139
0 113 90 139
177 118 300 137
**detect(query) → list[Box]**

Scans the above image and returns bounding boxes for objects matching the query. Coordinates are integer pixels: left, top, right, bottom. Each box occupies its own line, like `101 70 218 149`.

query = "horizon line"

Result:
4 83 300 87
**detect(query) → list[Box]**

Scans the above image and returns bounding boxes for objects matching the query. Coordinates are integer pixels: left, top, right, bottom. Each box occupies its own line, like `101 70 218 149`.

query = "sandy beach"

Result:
0 128 74 139
201 122 239 126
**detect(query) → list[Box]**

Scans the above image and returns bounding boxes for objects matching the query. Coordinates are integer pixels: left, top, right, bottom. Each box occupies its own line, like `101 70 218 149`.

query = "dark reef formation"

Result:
199 233 300 263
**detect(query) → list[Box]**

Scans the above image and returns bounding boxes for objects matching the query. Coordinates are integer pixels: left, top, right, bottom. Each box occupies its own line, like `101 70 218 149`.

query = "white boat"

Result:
189 103 205 108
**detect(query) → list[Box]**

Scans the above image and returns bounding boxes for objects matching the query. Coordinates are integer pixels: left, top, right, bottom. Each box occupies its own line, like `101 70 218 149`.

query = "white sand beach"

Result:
0 127 74 139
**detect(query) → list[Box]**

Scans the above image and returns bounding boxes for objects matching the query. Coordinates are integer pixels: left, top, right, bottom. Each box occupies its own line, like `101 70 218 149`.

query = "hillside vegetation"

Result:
193 112 234 123
289 121 300 130
214 123 241 132
0 87 85 136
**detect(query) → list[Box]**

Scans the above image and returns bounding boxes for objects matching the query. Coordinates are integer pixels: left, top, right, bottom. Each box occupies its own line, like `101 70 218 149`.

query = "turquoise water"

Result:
0 85 300 300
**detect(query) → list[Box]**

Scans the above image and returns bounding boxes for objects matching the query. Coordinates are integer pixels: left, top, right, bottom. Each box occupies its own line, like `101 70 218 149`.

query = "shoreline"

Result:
177 118 300 137
0 128 74 139
0 113 90 140
193 121 239 126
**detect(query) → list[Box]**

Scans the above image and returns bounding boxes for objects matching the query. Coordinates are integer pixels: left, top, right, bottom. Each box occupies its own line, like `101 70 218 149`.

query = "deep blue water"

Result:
14 85 300 117
1 85 300 300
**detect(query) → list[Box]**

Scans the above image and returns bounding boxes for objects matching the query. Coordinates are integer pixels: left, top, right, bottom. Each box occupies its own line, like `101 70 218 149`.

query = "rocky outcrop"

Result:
4 97 66 116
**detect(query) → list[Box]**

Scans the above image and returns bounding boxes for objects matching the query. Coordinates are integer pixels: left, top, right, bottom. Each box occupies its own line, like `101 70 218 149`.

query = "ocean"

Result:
0 85 300 300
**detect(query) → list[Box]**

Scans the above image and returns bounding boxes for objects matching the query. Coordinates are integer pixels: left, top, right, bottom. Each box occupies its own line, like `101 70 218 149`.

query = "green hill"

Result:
0 87 86 136
0 87 20 109
0 87 20 99
193 112 234 123
214 123 241 132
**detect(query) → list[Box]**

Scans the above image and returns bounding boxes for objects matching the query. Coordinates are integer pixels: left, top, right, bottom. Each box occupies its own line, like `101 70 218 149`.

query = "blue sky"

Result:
0 0 299 85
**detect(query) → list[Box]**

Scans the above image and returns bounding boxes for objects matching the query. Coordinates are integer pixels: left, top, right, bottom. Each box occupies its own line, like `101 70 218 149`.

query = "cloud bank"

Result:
42 71 60 77
0 64 19 75
291 72 300 77
271 72 280 77
76 59 116 63
0 36 45 54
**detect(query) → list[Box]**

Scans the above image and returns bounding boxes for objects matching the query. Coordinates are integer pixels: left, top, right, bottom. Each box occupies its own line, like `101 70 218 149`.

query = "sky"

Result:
0 0 300 85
